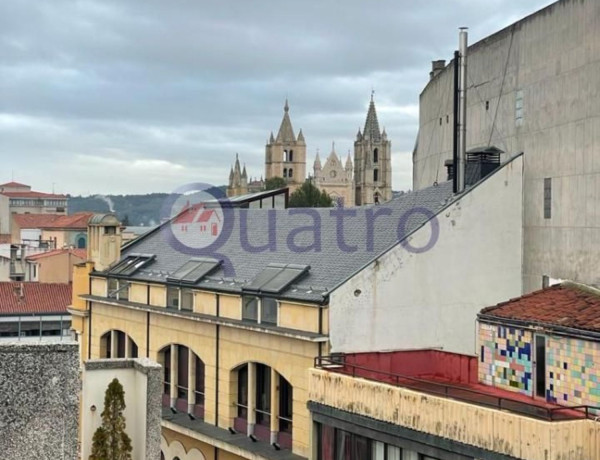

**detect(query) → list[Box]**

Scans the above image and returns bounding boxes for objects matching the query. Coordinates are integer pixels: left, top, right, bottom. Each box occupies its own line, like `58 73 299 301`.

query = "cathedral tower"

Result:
265 100 306 192
226 153 248 197
354 95 392 205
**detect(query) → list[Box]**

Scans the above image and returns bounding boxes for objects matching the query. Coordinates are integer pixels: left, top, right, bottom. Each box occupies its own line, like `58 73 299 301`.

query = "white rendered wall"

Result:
81 365 148 460
330 155 523 355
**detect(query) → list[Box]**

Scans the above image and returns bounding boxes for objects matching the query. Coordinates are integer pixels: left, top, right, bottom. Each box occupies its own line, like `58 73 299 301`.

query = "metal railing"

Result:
314 355 600 422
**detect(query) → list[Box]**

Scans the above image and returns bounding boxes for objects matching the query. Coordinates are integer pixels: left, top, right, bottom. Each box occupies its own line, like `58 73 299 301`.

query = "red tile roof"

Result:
479 283 600 333
41 212 94 229
0 282 72 314
0 191 67 199
0 181 30 188
26 248 87 261
12 213 62 229
12 212 93 230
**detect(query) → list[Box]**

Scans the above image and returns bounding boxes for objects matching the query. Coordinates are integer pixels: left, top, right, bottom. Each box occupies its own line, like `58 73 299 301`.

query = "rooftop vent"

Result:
464 146 503 187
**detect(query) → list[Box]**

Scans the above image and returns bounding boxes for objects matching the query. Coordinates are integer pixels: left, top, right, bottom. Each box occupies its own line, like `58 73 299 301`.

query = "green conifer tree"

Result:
90 378 133 460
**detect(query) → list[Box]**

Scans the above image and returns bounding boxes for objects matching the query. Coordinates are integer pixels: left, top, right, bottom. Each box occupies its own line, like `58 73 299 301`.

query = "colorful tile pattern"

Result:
478 322 533 396
547 336 600 407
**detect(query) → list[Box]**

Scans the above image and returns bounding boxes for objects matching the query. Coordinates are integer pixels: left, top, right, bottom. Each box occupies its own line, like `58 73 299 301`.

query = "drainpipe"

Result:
457 27 468 193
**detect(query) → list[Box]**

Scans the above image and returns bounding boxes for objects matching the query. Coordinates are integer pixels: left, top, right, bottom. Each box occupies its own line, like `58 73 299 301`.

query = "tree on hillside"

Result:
90 378 133 460
288 180 333 208
265 177 287 190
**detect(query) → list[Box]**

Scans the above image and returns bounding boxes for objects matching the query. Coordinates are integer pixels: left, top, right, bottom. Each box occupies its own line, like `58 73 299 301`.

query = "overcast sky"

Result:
0 0 555 196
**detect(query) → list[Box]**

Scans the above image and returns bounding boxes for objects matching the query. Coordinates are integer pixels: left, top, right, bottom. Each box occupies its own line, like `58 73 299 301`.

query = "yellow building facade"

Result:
70 214 329 460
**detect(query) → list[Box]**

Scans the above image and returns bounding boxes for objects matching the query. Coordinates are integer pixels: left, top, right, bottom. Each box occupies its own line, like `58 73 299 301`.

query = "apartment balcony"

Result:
309 351 600 460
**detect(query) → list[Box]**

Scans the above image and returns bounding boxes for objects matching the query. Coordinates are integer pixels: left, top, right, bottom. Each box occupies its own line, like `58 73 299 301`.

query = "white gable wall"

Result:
329 155 523 355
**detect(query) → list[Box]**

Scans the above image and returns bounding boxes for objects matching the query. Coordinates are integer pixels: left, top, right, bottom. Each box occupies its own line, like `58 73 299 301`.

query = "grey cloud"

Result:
0 0 554 194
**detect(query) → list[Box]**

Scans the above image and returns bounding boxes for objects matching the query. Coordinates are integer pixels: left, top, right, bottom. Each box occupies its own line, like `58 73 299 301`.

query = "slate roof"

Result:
479 283 600 334
113 180 455 303
0 282 72 314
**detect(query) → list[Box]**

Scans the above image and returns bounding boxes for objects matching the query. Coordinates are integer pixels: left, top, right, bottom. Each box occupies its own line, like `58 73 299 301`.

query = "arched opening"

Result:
99 330 138 358
373 168 379 182
233 362 293 449
289 150 293 162
373 148 378 163
283 168 287 178
288 168 293 179
77 235 86 249
374 192 380 205
158 344 205 419
283 149 288 162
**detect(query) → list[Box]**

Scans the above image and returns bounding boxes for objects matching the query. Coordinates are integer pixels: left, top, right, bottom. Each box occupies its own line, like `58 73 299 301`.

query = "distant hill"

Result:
68 194 169 226
68 186 228 226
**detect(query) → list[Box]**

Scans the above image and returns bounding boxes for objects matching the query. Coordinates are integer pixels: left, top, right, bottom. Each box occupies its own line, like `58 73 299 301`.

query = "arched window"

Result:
77 235 86 249
158 344 205 419
289 150 293 162
234 363 293 449
373 169 379 182
288 168 293 179
283 168 287 178
373 148 378 163
374 192 380 204
100 330 138 358
283 149 288 162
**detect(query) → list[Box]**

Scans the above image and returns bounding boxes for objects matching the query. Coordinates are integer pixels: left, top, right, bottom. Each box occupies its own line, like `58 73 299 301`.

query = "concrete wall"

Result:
330 155 523 355
309 368 600 460
81 358 162 460
0 341 79 460
36 250 85 283
0 195 9 235
413 0 600 293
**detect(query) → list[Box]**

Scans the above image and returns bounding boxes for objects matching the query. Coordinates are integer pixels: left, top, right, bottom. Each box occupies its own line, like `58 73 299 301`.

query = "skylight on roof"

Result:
167 257 221 284
108 254 155 276
243 263 310 294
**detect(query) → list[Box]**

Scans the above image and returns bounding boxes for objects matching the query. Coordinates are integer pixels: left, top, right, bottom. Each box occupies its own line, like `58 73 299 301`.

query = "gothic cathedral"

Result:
227 96 392 205
264 100 306 193
354 95 392 205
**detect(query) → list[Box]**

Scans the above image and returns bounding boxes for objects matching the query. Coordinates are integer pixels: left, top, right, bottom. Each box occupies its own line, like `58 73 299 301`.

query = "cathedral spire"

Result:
297 128 305 144
269 131 275 143
363 96 381 141
314 150 322 170
345 150 353 170
276 99 296 143
242 164 247 179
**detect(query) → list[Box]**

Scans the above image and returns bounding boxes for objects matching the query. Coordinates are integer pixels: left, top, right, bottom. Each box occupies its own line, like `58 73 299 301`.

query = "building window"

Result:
167 286 179 309
235 363 293 448
485 100 490 111
242 296 258 322
373 149 378 163
99 330 138 358
288 168 293 179
373 169 378 182
158 344 205 418
237 364 249 419
119 280 129 301
289 150 293 162
256 363 271 427
104 226 117 235
261 297 278 325
181 288 193 311
544 178 551 219
515 89 524 126
242 296 278 325
283 168 287 178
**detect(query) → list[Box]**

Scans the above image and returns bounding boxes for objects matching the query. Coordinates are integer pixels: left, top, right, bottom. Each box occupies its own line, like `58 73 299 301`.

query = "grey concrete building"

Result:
413 0 600 293
0 341 79 460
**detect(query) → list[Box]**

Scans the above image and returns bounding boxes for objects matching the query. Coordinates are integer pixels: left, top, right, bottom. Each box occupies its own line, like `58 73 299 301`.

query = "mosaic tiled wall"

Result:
547 336 600 406
478 322 533 396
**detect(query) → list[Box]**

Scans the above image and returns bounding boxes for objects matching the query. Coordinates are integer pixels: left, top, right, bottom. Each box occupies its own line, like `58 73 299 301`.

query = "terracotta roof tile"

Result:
0 282 72 314
26 248 87 261
0 191 67 199
41 212 94 229
479 283 600 333
12 214 62 229
0 181 30 188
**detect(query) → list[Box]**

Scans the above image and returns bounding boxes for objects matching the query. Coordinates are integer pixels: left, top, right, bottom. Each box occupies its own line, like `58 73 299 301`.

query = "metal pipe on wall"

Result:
457 27 468 193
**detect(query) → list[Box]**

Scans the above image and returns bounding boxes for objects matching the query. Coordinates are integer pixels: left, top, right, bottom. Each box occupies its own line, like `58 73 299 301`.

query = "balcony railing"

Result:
314 355 600 422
